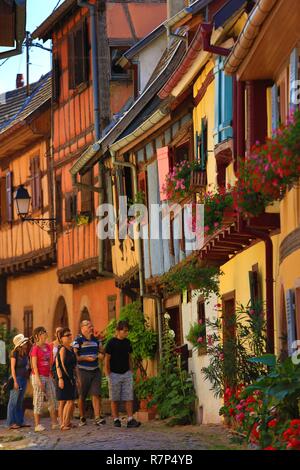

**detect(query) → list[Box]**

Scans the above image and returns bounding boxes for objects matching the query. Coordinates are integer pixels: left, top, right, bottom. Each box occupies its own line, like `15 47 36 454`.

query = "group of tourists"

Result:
6 319 141 432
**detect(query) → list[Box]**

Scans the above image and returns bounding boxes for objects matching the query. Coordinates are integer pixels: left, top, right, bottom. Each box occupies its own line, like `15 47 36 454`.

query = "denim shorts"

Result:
109 370 133 402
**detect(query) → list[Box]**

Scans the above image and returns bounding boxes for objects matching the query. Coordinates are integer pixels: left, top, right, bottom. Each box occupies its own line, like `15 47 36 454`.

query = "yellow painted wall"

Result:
8 268 73 340
0 139 52 261
143 297 158 377
193 60 216 189
220 235 280 352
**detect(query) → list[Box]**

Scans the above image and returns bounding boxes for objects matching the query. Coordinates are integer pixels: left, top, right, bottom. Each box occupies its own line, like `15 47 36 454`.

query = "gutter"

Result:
77 0 104 275
110 150 144 299
224 0 277 75
109 108 169 153
201 23 231 56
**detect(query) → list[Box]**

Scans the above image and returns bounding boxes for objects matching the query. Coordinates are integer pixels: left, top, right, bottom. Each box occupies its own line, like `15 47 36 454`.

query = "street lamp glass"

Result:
14 185 31 217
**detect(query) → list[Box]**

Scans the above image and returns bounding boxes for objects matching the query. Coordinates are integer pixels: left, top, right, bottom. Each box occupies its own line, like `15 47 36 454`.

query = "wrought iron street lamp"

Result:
14 185 56 232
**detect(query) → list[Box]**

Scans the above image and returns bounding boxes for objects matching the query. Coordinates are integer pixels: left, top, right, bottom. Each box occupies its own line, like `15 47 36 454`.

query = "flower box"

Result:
76 213 91 226
190 169 207 192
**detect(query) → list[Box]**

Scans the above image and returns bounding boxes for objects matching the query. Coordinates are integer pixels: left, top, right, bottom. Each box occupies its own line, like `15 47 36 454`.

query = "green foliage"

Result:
204 190 234 234
134 376 157 400
246 357 300 420
201 300 267 398
149 315 196 426
186 320 206 353
103 302 157 378
161 261 221 300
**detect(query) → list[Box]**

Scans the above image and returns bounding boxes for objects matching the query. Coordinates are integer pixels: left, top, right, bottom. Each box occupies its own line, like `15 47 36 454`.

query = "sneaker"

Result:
51 423 60 430
114 419 121 428
35 424 46 432
79 417 87 427
95 416 106 426
127 418 141 428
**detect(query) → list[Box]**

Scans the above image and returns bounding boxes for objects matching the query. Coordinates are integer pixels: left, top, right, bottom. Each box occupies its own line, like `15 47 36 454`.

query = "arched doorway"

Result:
53 296 69 336
80 307 91 324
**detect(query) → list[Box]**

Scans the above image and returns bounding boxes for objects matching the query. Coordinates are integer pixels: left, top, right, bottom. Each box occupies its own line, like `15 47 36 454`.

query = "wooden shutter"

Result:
200 118 208 170
0 177 7 225
157 146 171 202
31 157 41 211
290 48 299 111
6 171 13 223
68 33 75 89
23 308 33 339
286 289 297 357
107 295 117 321
81 170 93 214
55 174 62 227
52 55 61 103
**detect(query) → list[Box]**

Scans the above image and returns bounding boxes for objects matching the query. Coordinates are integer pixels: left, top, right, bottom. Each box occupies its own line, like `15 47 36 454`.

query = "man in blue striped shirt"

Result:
73 320 105 427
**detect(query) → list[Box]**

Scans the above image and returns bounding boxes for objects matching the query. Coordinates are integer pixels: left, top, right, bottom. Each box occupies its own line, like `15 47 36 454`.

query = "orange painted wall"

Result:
73 278 120 335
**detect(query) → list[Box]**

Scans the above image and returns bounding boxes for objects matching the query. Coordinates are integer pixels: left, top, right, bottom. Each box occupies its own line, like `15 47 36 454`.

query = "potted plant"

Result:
186 320 207 355
135 376 157 411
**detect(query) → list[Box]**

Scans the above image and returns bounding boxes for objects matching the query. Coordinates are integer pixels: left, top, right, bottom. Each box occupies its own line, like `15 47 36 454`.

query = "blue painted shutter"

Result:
271 84 279 132
214 58 221 145
221 72 233 140
290 48 299 111
286 289 297 357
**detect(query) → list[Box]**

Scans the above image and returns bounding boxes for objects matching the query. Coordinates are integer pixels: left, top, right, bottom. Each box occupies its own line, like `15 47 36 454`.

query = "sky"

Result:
0 0 62 94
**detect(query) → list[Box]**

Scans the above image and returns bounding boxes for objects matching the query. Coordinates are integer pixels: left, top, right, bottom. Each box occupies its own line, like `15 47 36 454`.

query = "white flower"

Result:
164 313 171 320
169 330 175 338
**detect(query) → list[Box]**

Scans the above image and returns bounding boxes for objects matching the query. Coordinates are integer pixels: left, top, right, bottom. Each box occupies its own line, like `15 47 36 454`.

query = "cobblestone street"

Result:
0 417 243 451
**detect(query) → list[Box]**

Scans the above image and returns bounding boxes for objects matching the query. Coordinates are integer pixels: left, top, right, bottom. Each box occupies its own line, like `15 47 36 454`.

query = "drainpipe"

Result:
241 226 274 353
201 23 231 56
110 150 144 298
77 0 104 275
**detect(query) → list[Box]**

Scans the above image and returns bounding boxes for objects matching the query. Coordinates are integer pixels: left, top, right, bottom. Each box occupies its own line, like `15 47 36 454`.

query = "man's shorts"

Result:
77 368 101 400
109 370 133 402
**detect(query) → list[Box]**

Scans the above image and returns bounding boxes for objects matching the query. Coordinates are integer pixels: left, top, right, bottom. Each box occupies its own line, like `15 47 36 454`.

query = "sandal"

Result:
61 425 71 431
9 424 21 429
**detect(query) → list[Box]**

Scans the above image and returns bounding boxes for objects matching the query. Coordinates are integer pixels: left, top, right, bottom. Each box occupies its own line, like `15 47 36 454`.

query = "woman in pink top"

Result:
30 326 59 432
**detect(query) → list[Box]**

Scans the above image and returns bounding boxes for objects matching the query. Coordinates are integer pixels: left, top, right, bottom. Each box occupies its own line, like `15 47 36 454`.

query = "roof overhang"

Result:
31 0 77 41
0 0 26 59
225 0 300 80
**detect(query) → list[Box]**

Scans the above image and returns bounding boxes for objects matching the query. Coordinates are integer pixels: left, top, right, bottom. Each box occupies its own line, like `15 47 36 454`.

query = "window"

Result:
110 47 130 78
107 295 117 321
55 174 63 229
68 19 89 89
65 193 77 223
173 141 189 165
80 170 93 215
52 55 61 104
24 308 33 338
30 157 42 211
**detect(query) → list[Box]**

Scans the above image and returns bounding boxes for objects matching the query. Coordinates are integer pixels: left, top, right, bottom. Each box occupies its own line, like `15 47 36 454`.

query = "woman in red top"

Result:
30 326 59 432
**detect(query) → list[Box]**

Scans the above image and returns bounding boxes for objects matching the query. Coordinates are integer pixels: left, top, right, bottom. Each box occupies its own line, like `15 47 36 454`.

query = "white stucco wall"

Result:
136 32 167 93
182 291 222 424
